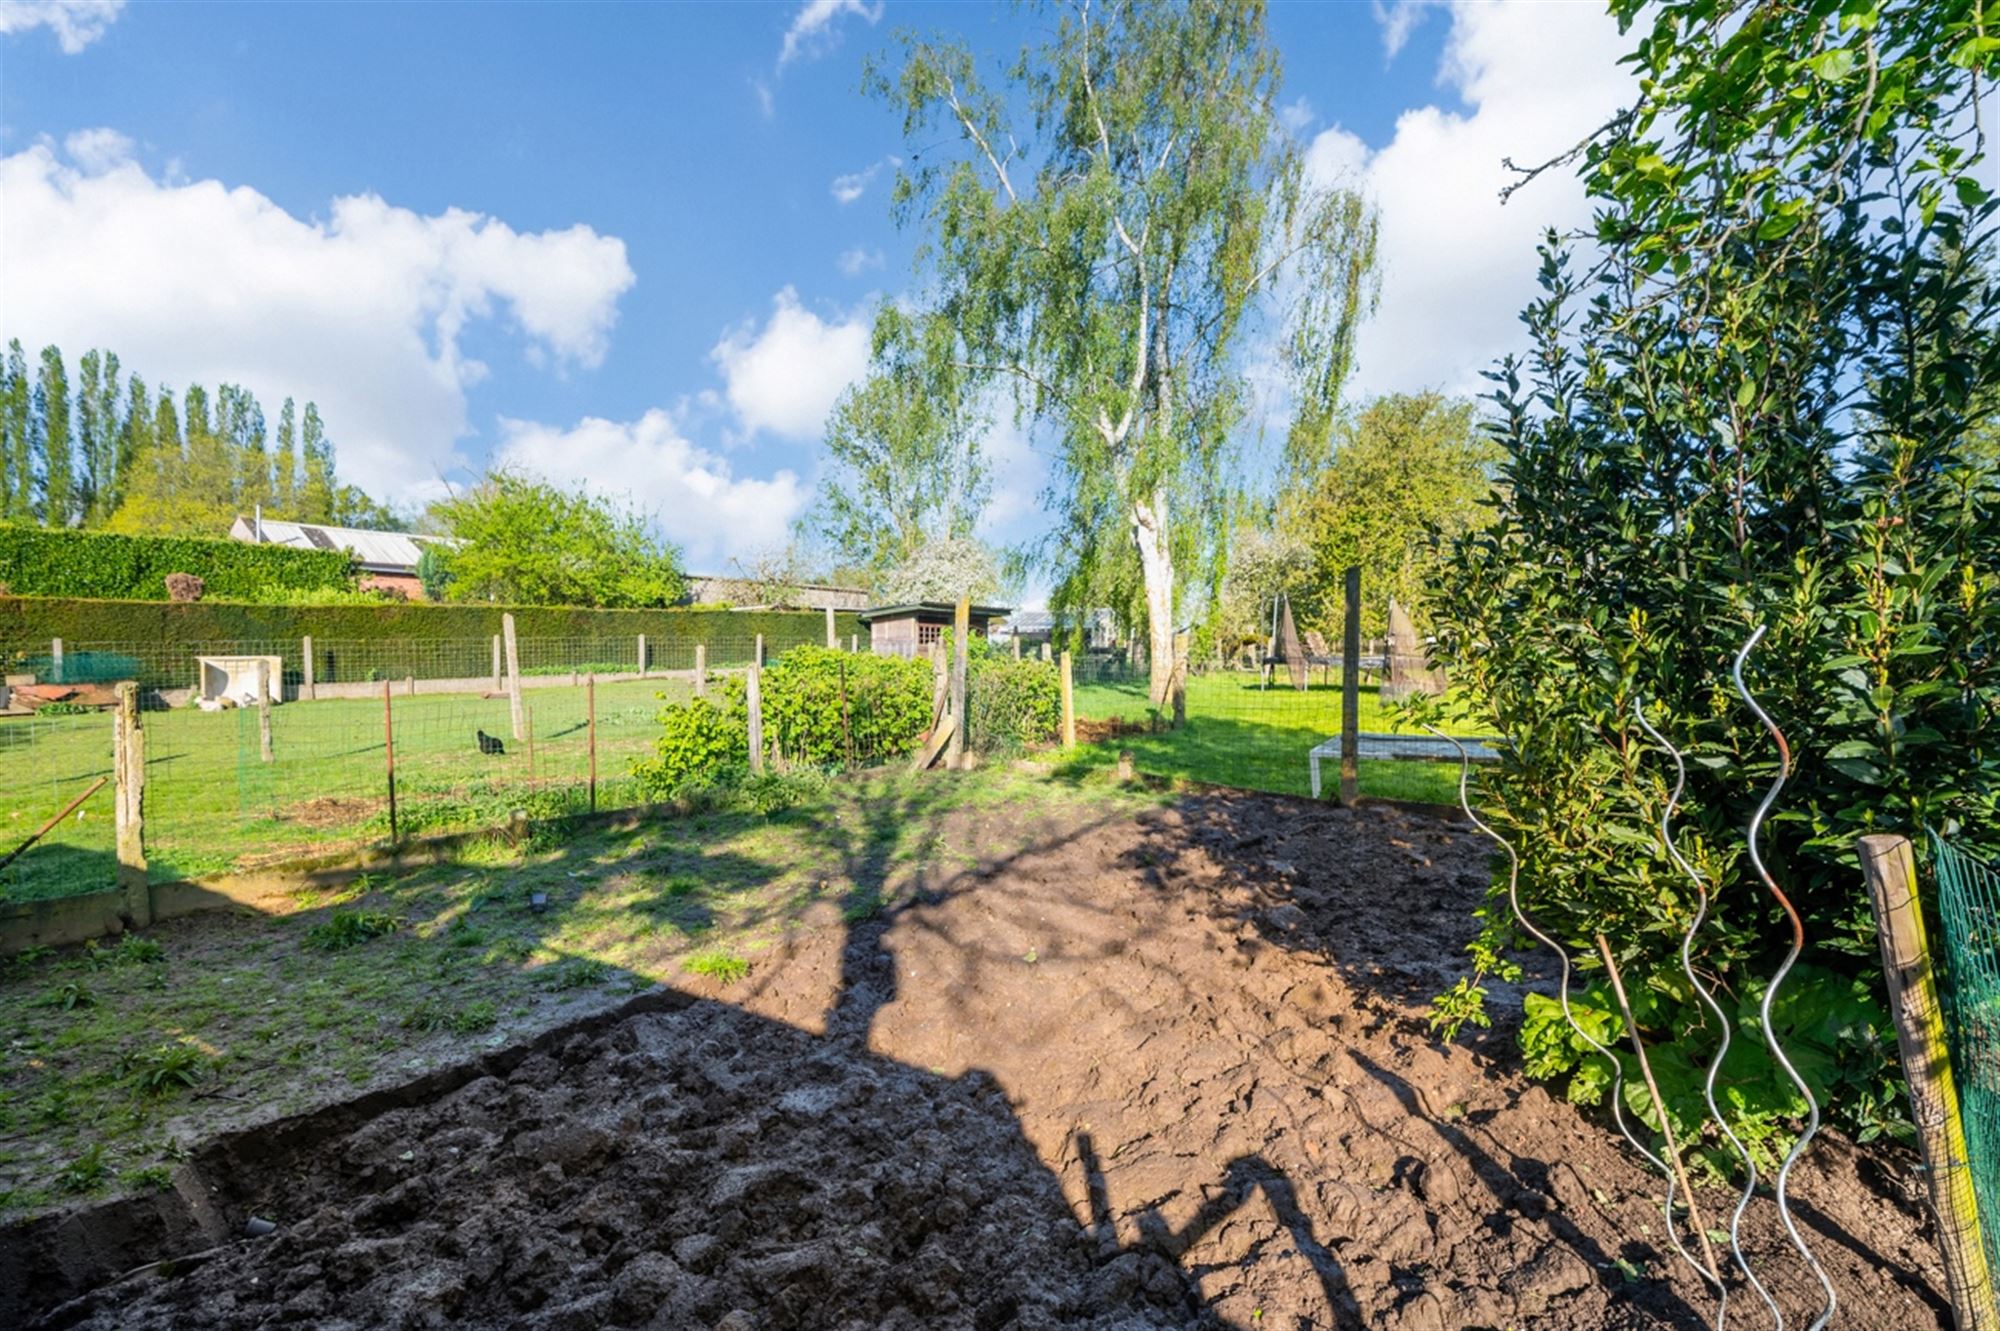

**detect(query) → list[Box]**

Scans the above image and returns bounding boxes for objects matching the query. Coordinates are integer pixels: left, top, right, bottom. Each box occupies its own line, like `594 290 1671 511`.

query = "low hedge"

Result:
0 525 353 600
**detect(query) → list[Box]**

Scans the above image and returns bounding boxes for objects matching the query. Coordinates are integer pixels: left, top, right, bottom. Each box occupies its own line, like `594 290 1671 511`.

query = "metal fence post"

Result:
503 613 524 741
1060 650 1076 749
587 673 598 814
382 680 398 846
1340 566 1361 806
1862 833 1998 1330
113 681 149 925
302 635 316 701
747 657 765 774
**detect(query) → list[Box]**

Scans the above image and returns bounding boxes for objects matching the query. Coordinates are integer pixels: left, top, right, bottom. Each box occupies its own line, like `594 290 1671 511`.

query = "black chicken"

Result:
477 729 505 755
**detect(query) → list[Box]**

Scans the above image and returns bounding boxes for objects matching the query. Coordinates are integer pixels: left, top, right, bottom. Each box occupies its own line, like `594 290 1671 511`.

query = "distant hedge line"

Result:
0 597 860 670
0 525 354 601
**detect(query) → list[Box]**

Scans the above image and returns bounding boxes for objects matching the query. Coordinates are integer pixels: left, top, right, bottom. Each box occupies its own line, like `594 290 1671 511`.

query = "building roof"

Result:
229 516 455 574
857 601 1013 624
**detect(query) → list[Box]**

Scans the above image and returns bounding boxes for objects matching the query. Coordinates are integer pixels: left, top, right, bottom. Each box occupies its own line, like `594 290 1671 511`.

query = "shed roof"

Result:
857 601 1013 624
229 516 456 573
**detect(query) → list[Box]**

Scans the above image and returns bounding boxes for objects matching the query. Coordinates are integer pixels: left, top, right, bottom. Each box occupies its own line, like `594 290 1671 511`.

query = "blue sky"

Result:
0 0 1632 589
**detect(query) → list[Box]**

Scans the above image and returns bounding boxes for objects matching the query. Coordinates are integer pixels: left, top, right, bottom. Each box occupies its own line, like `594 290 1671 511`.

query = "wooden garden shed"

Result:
858 602 1011 658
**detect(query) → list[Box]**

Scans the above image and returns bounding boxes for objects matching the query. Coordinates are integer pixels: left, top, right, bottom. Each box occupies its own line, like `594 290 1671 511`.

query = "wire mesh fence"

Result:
1929 831 2000 1291
0 711 117 903
1066 654 1474 803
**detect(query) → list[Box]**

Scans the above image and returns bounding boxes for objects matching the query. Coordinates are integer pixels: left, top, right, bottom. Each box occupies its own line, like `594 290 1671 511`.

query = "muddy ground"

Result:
11 788 1951 1329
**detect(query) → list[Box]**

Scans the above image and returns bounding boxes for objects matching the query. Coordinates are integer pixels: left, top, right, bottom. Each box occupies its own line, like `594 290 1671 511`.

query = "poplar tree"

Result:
273 397 298 513
115 372 151 517
0 341 28 521
299 402 334 522
34 345 72 527
75 349 122 524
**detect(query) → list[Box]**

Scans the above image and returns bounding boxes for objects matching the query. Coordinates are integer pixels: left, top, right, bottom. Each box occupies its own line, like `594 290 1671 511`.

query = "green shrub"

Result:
0 524 351 600
967 649 1061 753
56 1143 109 1195
633 691 750 797
125 1041 210 1097
762 645 934 766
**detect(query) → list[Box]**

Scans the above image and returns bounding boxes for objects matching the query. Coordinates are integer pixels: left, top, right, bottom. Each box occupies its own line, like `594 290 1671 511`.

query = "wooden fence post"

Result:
302 635 316 701
503 613 524 741
1861 833 1999 1330
1060 650 1076 749
1340 566 1361 806
255 661 274 763
50 637 63 684
948 597 970 768
849 633 858 654
113 682 149 925
587 674 598 814
747 658 765 775
382 681 398 846
825 606 836 649
638 634 647 678
1013 637 1021 660
695 643 708 698
1041 642 1051 663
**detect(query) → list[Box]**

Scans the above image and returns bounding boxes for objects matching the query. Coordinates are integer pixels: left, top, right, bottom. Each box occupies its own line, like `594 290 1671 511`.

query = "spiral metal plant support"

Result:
1423 725 1719 1304
1633 697 1780 1330
1732 625 1839 1330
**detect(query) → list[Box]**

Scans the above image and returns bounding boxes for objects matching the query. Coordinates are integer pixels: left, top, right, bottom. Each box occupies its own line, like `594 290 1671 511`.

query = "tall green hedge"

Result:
0 525 354 601
0 595 862 684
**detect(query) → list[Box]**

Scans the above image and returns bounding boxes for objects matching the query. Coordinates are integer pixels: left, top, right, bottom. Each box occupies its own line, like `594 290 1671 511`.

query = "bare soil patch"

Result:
9 788 1949 1329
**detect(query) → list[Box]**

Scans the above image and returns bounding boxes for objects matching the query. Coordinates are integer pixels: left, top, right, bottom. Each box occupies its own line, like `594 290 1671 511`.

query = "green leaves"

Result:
429 473 687 609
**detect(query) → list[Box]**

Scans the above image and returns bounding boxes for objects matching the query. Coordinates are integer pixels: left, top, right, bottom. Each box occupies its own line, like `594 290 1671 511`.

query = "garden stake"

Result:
1733 624 1837 1330
1634 698 1778 1329
381 681 398 846
1594 931 1720 1286
587 674 597 814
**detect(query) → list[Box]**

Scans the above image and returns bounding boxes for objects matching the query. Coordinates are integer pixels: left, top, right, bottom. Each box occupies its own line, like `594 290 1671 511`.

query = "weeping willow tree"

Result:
874 0 1377 700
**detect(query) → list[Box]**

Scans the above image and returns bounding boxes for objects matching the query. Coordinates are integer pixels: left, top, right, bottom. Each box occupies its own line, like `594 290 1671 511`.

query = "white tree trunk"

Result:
1132 491 1175 705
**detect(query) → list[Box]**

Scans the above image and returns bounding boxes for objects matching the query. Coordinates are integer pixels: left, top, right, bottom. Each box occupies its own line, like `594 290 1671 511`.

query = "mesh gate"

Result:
1929 829 2000 1285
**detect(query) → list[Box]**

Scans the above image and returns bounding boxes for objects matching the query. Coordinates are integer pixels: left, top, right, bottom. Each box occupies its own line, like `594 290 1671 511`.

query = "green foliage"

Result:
0 524 351 600
31 980 95 1011
124 1040 210 1097
1422 0 1998 1160
428 472 687 608
633 692 750 797
416 544 453 601
401 996 497 1034
56 1143 108 1195
738 769 828 817
538 957 611 990
967 647 1061 754
875 0 1379 702
1280 392 1499 636
762 645 934 767
303 909 403 951
683 950 749 985
806 303 990 582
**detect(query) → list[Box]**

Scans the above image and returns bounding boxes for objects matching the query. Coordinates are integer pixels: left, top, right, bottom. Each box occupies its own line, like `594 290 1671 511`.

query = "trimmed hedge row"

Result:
0 525 353 600
0 596 864 682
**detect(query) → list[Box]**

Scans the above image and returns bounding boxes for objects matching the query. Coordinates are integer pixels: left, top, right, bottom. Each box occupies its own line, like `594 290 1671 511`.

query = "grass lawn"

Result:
1 678 689 903
1070 668 1485 804
0 763 1157 1213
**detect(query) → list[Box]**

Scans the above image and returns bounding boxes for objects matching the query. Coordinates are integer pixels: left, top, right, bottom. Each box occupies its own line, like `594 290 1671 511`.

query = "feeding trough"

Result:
196 655 283 708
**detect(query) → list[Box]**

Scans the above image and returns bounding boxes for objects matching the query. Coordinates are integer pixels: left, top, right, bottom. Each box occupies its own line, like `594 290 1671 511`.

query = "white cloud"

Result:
709 286 870 440
0 0 123 54
61 126 133 173
1279 97 1315 135
493 411 808 569
1313 0 1631 399
777 0 881 69
0 137 636 502
830 160 883 205
1371 0 1443 59
836 246 883 276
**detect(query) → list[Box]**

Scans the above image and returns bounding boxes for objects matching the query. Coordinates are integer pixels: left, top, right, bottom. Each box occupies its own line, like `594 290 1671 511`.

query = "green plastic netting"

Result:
1929 829 2000 1282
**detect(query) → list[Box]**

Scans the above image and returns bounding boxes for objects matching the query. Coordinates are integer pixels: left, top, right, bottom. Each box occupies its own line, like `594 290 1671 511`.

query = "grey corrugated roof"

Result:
232 516 454 573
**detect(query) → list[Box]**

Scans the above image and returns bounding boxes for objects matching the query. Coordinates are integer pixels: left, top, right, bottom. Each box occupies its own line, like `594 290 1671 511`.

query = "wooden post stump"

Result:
113 682 149 925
